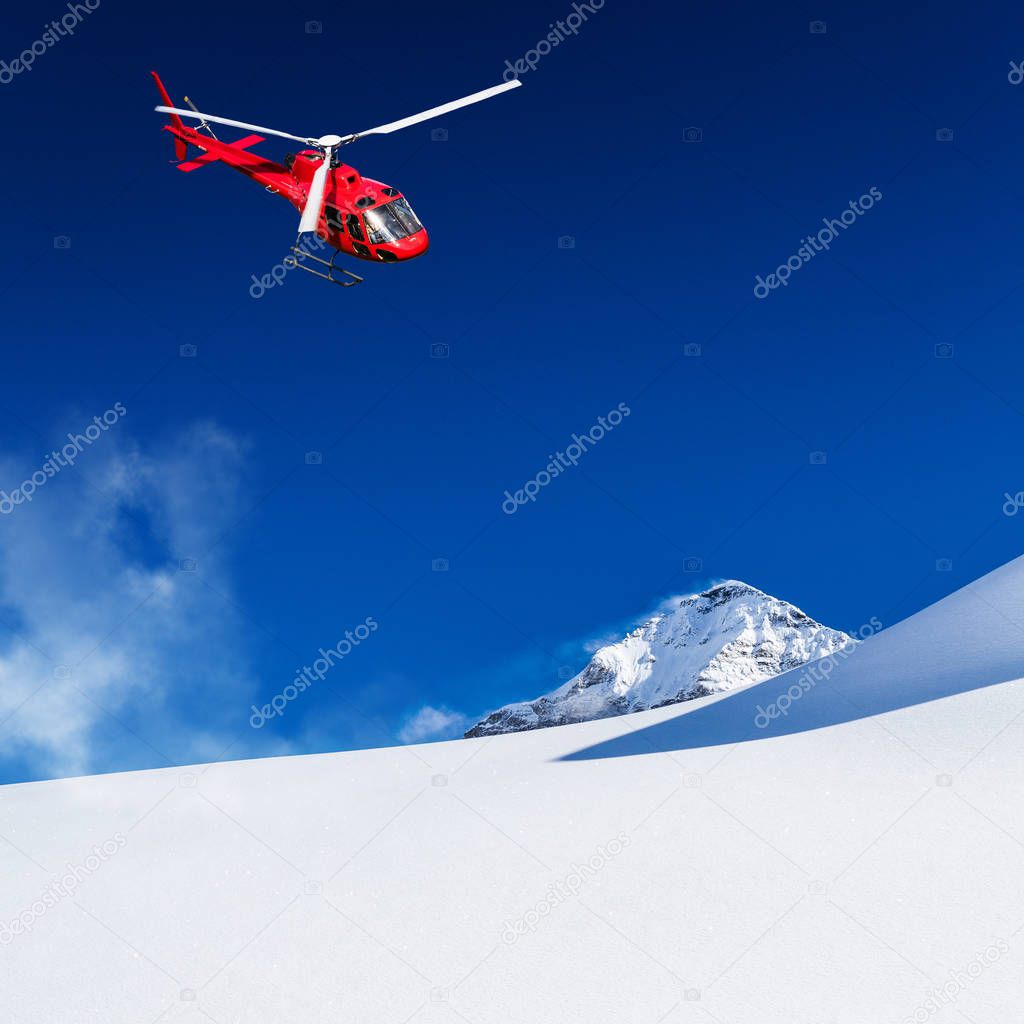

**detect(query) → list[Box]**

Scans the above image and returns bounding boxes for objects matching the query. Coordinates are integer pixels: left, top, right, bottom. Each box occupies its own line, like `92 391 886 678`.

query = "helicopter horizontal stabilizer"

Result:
175 133 266 172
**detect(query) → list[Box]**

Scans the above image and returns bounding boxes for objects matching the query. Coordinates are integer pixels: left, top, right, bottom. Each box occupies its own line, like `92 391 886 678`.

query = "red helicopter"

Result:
151 71 521 287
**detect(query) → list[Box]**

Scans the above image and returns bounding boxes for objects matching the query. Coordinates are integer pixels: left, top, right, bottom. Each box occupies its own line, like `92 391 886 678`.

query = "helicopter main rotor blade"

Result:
155 106 312 145
297 148 332 234
341 79 521 143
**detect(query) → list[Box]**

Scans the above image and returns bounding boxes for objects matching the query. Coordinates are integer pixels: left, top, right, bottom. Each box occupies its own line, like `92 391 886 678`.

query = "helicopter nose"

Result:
387 230 429 261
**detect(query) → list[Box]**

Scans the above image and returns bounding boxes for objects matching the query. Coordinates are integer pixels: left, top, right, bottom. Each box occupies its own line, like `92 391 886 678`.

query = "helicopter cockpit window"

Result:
363 198 423 245
344 213 366 243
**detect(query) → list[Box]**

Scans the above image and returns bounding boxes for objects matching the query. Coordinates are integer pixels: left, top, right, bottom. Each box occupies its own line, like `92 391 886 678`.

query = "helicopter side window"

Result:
325 205 345 233
345 213 366 243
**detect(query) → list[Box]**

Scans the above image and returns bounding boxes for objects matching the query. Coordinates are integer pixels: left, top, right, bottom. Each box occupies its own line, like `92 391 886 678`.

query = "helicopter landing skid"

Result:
285 237 364 288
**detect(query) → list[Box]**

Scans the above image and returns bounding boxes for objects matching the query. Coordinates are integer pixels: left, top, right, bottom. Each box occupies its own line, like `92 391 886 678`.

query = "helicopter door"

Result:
345 213 372 257
344 213 366 243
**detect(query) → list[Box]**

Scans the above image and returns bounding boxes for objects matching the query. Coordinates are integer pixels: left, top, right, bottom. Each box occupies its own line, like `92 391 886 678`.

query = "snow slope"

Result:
5 558 1024 1023
466 581 851 736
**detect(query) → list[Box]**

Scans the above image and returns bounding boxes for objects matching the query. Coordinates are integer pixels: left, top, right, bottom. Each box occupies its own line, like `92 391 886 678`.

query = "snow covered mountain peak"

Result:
465 581 851 737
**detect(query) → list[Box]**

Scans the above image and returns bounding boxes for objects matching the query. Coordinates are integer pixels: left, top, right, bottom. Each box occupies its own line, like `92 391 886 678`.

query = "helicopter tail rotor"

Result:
183 95 218 139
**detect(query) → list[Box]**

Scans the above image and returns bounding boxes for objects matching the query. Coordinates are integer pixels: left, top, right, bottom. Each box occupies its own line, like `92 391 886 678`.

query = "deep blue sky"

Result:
2 0 1024 782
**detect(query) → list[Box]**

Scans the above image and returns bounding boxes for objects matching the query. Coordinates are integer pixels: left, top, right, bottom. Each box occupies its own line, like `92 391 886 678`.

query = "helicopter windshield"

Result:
363 197 423 245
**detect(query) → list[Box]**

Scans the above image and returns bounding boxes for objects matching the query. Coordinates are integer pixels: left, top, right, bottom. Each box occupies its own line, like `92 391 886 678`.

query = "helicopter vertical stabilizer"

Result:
150 71 188 160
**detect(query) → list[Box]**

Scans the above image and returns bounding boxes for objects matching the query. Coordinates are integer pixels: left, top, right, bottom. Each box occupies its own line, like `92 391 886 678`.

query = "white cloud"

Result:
0 418 263 780
582 633 622 654
398 705 468 744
